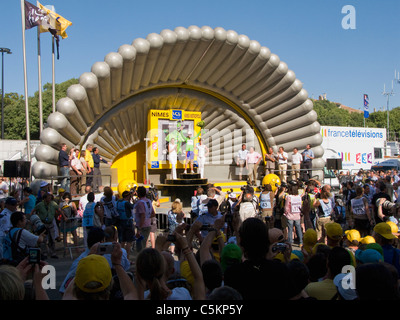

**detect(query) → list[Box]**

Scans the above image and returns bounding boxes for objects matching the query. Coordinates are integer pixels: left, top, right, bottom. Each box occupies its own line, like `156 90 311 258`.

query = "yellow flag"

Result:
37 2 72 39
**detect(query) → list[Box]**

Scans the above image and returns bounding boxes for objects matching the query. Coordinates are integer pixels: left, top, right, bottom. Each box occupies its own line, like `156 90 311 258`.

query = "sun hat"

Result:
75 255 112 293
359 235 375 244
5 197 17 206
345 229 361 244
333 273 358 300
386 221 399 234
374 222 396 240
40 181 49 188
365 243 384 257
220 244 242 272
355 249 383 264
325 222 343 241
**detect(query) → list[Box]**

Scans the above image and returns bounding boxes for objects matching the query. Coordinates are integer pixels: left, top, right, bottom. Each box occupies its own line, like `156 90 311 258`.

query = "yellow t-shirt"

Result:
85 150 94 168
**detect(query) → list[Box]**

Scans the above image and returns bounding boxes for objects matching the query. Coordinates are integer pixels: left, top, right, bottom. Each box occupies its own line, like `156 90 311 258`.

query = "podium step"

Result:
179 173 201 179
164 178 208 185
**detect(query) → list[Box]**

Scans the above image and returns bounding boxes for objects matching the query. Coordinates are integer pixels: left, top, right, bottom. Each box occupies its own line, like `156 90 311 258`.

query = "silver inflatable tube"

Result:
56 97 87 135
47 112 81 145
91 61 112 110
34 26 324 180
118 44 136 97
66 84 94 125
79 72 102 116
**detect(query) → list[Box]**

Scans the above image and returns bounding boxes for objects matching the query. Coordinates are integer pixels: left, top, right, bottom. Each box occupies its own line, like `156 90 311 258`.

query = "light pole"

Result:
382 81 394 141
1 47 12 140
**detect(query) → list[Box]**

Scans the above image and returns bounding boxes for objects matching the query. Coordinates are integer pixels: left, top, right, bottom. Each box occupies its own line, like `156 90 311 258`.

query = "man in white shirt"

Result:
236 144 248 181
70 148 84 196
291 148 303 182
276 146 288 183
246 147 262 186
0 177 9 210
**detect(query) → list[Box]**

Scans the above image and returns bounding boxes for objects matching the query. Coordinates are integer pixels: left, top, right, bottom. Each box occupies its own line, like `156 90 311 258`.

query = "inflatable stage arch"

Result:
32 25 324 183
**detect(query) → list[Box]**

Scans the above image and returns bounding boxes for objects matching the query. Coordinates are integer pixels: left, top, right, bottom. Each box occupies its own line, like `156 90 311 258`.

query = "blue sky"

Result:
1 0 399 112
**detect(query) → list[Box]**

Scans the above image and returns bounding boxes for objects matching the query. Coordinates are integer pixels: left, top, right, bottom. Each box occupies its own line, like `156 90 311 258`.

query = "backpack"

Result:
116 200 132 220
103 197 119 218
238 202 258 223
2 228 27 264
332 205 346 223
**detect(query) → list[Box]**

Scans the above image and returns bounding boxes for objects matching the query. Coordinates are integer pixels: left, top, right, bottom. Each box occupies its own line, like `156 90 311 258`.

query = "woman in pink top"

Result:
283 184 303 245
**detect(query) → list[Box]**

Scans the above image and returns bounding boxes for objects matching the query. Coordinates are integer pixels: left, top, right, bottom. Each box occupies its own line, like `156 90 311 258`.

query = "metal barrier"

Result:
155 212 193 232
49 174 112 196
60 216 85 259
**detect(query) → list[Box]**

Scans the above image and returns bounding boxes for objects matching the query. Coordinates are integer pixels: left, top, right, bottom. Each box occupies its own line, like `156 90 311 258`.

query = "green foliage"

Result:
312 99 400 139
1 78 78 140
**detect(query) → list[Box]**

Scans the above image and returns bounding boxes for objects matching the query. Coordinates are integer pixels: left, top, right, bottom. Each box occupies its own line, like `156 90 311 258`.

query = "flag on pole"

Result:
24 0 49 29
363 94 369 118
37 2 72 39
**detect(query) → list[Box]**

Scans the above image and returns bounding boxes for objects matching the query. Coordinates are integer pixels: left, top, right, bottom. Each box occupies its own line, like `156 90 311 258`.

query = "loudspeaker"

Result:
3 160 31 178
326 158 342 170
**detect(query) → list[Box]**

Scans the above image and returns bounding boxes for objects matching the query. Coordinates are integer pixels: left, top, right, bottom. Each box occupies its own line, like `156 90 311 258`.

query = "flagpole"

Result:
37 26 43 134
52 35 55 113
21 0 31 162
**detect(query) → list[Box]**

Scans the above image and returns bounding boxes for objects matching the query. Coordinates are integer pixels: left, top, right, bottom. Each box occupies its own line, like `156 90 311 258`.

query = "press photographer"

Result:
375 197 400 223
236 183 259 224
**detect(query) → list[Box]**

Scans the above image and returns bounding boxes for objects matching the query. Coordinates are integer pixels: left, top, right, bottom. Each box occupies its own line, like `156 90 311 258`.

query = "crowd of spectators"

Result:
0 166 400 301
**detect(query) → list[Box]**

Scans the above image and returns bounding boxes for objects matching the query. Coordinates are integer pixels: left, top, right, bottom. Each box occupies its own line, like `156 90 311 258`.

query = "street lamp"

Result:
1 47 12 140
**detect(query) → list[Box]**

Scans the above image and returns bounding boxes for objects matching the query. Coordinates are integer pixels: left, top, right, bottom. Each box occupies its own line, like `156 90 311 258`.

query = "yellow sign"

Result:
147 109 202 169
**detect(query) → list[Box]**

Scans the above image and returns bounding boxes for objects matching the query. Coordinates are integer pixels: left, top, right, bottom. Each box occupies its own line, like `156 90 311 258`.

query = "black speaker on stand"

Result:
326 158 342 170
3 160 31 178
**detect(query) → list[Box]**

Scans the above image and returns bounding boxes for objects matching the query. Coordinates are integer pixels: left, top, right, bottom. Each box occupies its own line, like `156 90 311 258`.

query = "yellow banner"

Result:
37 2 72 39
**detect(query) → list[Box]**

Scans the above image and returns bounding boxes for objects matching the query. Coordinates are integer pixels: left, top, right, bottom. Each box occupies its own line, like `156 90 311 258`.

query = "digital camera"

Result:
272 242 287 253
29 214 46 235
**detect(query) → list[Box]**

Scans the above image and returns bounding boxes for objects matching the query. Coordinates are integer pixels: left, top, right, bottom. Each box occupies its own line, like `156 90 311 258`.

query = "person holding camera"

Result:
2 211 45 264
31 193 61 259
371 180 392 224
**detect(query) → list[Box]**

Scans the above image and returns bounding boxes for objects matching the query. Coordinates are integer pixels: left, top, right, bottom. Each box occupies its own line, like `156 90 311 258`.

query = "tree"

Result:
0 78 78 140
312 99 400 140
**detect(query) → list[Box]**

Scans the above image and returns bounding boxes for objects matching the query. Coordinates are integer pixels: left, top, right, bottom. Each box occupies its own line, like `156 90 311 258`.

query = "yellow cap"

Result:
386 221 399 234
75 255 112 293
325 222 343 241
360 236 375 244
345 229 361 243
374 222 396 240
